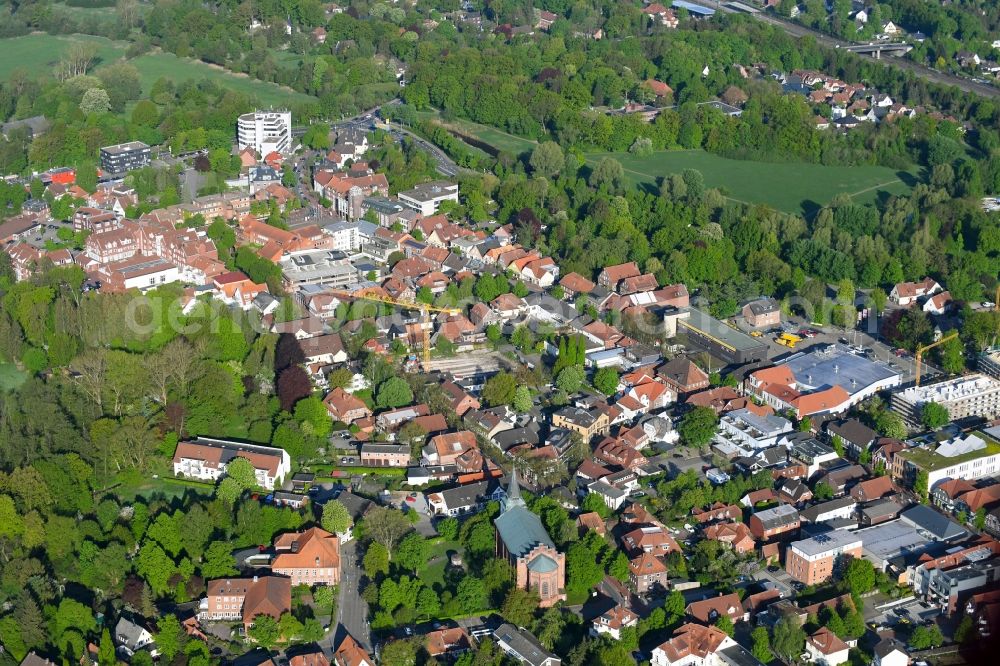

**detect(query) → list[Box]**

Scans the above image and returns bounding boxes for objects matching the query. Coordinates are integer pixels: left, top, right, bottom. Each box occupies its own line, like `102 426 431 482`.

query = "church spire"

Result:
502 465 526 513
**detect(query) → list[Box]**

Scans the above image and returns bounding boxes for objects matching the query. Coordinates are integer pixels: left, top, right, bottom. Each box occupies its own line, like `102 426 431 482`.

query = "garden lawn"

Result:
128 53 316 106
583 149 917 215
0 363 27 391
0 34 126 81
420 538 463 590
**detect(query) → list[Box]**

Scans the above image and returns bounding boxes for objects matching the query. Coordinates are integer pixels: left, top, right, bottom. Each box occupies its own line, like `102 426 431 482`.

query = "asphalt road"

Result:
706 0 1000 100
331 540 372 654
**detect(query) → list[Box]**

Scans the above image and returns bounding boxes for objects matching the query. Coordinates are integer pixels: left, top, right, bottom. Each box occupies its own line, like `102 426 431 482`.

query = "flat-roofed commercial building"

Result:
675 308 769 365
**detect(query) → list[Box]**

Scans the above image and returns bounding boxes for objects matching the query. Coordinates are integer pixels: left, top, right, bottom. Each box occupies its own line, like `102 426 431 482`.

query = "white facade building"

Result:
397 181 459 216
890 374 1000 425
172 437 291 490
237 110 292 156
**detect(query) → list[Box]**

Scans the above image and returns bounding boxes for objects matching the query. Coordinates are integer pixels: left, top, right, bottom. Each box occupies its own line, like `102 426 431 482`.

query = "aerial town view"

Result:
3 0 1000 664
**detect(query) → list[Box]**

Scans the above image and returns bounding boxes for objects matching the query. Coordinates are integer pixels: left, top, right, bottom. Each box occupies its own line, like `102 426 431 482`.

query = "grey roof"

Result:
2 115 49 137
435 479 501 509
781 344 898 397
900 505 969 541
679 308 769 354
495 479 555 558
494 624 560 666
589 480 626 500
718 644 765 666
333 491 373 522
826 419 878 447
527 553 558 573
494 426 542 452
790 529 862 556
861 498 903 520
799 497 857 523
874 638 907 660
856 521 929 563
744 298 779 316
753 504 800 530
114 617 151 649
360 443 409 455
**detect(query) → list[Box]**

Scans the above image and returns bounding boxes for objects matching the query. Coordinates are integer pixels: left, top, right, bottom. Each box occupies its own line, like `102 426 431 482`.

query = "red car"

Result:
895 348 908 357
798 329 819 338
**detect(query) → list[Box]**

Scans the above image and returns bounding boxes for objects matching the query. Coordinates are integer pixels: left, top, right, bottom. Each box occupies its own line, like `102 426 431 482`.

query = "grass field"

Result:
128 53 316 106
415 110 538 155
0 33 126 80
584 149 917 215
0 35 315 106
0 363 26 391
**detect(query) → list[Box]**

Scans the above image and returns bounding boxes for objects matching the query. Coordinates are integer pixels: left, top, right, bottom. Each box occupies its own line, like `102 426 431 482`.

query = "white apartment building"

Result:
237 110 292 156
893 427 1000 490
714 408 793 456
397 181 459 216
172 437 291 490
890 374 1000 425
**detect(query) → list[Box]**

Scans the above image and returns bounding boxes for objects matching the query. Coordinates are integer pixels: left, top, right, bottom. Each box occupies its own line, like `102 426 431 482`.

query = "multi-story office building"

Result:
99 141 150 174
237 110 292 156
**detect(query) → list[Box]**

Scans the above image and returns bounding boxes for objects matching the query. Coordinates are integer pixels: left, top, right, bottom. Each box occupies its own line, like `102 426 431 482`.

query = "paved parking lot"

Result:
736 312 938 385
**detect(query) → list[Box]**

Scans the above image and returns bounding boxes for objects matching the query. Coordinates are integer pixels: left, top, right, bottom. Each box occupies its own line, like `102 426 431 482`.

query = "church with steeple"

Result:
494 468 566 606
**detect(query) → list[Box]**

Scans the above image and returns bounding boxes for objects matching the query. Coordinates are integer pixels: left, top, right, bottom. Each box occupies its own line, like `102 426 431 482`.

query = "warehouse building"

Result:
674 308 769 365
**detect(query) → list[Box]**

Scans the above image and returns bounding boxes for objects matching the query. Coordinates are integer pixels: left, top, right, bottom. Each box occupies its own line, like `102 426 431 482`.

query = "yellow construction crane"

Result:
327 289 461 363
915 330 959 387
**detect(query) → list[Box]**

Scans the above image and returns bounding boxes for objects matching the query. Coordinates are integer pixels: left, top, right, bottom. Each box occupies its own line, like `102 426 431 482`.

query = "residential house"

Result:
622 525 681 557
873 639 909 666
686 593 747 625
359 443 410 467
748 504 801 541
114 617 157 658
590 605 638 641
426 479 505 516
651 624 744 666
805 628 849 666
742 299 781 328
494 624 561 666
691 502 742 524
850 476 896 503
552 406 610 441
559 272 596 298
597 262 641 292
657 357 710 395
271 527 341 586
424 431 483 473
333 635 374 666
826 419 878 459
889 277 942 306
323 388 372 425
703 521 756 554
426 628 475 661
630 552 669 594
441 380 481 416
923 291 954 315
